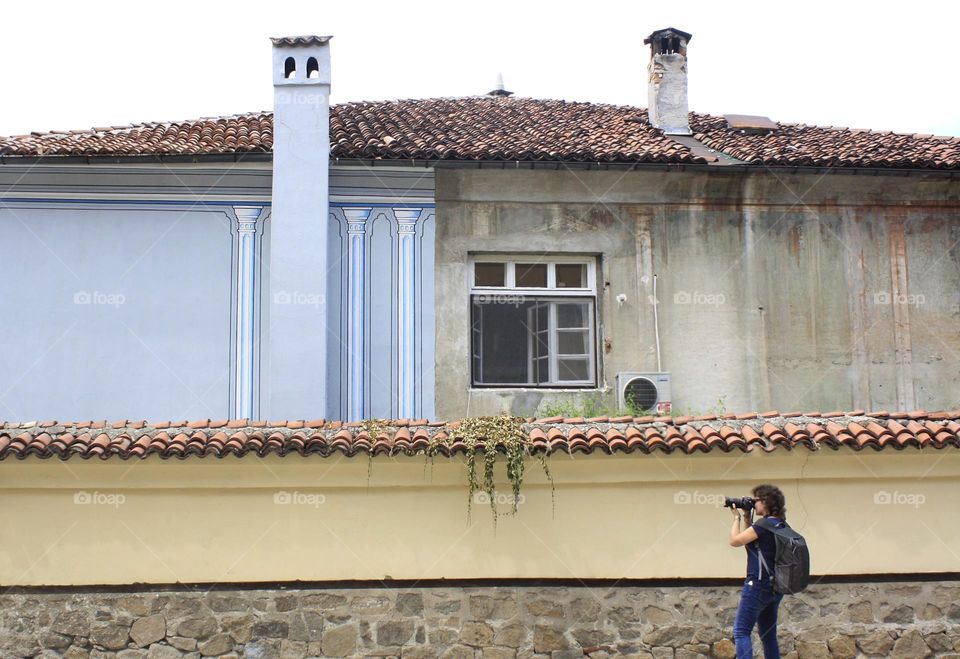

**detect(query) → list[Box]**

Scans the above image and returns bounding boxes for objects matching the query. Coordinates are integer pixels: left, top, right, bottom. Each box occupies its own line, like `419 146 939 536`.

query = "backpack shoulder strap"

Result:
756 517 785 533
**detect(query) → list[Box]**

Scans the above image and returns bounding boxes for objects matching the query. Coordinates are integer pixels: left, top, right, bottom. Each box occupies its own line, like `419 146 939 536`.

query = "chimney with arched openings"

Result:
267 35 333 419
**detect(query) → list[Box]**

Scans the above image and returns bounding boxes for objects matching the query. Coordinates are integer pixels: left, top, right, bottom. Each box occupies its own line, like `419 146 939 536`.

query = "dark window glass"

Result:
472 297 594 387
471 298 534 384
556 263 586 288
474 262 505 287
557 302 589 329
516 263 547 287
557 358 590 382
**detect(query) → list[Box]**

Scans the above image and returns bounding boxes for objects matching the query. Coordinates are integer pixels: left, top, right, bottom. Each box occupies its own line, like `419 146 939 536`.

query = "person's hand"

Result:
730 506 742 518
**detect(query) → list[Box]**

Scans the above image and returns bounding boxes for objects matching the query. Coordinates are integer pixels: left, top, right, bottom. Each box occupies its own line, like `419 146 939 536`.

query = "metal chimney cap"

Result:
643 27 692 45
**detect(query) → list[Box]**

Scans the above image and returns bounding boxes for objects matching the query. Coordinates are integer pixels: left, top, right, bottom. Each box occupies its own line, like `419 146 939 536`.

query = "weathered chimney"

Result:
644 27 692 135
268 35 332 419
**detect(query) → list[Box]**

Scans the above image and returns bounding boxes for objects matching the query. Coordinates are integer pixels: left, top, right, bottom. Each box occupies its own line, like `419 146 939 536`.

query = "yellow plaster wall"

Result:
1 450 958 585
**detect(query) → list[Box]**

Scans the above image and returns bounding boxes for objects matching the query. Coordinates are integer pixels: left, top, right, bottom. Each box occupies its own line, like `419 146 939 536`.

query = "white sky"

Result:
1 0 957 137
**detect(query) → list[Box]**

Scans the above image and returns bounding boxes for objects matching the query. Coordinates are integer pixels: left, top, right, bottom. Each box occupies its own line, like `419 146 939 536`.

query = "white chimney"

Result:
267 35 332 419
644 28 692 135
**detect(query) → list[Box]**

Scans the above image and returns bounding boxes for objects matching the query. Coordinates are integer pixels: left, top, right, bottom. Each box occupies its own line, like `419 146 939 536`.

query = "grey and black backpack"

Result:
755 517 811 594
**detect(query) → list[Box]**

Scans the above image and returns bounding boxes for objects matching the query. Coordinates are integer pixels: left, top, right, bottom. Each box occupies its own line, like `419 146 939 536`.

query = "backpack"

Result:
755 517 811 594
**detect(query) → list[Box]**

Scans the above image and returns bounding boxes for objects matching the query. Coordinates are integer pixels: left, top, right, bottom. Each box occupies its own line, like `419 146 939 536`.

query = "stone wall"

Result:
2 581 958 659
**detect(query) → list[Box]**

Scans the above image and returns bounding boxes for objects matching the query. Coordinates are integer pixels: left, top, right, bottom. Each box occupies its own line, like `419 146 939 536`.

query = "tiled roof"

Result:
1 98 957 169
691 114 960 169
0 113 274 157
1 411 958 461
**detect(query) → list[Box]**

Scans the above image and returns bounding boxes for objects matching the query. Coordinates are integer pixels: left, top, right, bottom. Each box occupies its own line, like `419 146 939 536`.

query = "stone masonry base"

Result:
2 580 959 658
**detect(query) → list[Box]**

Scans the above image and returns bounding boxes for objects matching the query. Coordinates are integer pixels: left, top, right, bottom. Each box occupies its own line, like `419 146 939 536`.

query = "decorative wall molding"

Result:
329 204 435 422
344 207 372 421
395 208 421 419
232 206 266 419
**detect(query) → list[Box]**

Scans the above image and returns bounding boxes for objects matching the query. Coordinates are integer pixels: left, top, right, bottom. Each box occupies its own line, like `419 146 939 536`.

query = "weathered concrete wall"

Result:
2 581 958 658
434 168 960 419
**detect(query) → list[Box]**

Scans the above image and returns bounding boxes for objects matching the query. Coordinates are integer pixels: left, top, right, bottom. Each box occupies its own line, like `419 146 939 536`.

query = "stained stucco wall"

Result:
433 168 960 419
0 450 957 585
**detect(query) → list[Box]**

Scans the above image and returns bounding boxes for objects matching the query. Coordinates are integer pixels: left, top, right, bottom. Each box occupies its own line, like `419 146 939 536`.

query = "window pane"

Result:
556 302 589 328
516 263 547 288
474 262 505 287
533 357 550 384
556 263 586 288
472 298 541 385
558 329 589 355
557 358 590 382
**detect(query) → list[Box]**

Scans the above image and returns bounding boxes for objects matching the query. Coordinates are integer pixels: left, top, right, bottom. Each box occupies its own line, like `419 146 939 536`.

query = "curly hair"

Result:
752 483 786 520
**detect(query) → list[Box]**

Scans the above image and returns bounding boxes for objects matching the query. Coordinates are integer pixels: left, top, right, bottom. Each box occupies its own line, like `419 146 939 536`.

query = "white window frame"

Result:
470 254 597 295
469 255 598 388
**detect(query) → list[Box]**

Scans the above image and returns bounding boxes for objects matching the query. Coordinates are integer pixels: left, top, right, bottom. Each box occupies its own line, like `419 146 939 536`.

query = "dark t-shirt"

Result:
745 516 781 581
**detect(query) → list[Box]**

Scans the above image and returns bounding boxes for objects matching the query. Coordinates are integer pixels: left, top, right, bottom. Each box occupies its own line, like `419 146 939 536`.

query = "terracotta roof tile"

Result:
2 411 959 461
1 98 956 169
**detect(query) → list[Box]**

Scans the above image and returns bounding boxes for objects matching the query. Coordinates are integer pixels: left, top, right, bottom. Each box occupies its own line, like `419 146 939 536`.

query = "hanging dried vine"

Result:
362 415 555 525
426 415 555 525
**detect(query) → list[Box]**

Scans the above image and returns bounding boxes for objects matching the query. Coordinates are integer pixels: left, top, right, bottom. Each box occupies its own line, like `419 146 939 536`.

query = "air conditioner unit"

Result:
617 372 672 414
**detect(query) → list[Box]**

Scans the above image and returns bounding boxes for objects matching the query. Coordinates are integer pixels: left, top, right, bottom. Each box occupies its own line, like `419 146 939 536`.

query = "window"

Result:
470 256 597 388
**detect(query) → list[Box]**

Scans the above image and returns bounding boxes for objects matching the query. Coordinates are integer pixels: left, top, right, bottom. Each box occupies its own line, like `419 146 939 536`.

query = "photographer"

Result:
728 484 787 659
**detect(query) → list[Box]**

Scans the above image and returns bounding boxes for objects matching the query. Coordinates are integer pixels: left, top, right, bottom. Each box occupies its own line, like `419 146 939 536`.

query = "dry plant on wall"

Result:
364 416 555 527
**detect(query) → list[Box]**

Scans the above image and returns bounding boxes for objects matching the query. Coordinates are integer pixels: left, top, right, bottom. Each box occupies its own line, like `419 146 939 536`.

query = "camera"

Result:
723 496 755 511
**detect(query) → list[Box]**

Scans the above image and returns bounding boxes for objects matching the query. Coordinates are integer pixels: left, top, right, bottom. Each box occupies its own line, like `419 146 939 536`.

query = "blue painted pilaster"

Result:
233 205 263 419
395 208 420 419
345 207 372 421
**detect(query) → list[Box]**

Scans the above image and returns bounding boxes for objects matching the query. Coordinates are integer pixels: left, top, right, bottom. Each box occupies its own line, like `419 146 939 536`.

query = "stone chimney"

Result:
267 35 332 419
644 28 692 135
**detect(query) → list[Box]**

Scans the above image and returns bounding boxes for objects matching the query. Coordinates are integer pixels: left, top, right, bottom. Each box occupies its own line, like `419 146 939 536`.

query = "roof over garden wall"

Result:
2 410 959 460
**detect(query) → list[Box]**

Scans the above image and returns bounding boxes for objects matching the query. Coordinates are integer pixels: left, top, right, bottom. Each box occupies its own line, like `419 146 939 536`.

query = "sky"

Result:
1 0 958 137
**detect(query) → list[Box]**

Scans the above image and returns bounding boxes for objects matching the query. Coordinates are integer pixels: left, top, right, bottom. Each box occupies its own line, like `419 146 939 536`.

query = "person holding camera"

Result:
728 484 787 659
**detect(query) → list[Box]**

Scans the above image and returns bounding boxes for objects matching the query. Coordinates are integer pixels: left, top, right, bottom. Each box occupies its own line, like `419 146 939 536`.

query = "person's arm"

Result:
729 507 759 547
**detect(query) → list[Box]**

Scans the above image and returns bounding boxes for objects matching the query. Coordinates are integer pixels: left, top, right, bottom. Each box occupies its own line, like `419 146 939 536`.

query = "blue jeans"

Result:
733 578 783 659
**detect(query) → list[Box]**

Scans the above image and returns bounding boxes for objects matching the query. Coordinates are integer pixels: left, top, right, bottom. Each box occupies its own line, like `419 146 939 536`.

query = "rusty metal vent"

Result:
724 114 778 134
